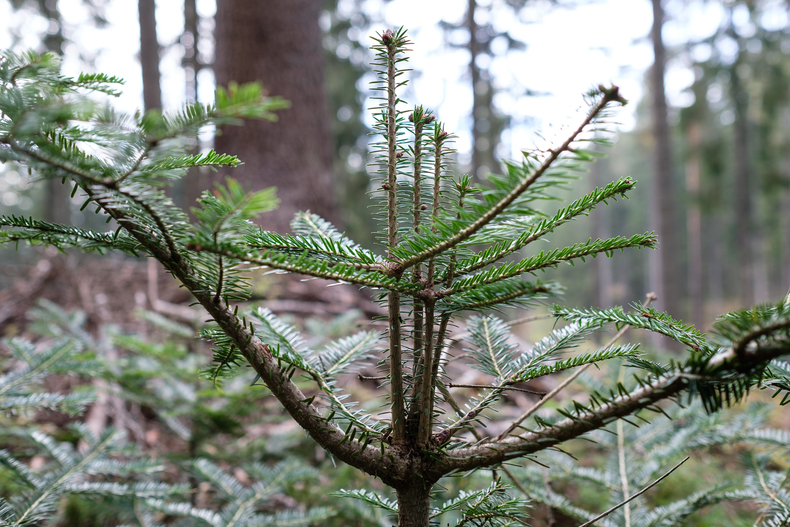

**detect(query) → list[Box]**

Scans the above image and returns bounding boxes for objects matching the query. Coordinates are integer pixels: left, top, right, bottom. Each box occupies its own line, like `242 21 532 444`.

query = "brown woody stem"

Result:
385 37 406 443
416 299 436 446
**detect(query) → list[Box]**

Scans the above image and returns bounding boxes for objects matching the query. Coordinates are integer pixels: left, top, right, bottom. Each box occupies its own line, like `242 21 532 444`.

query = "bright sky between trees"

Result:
1 0 787 159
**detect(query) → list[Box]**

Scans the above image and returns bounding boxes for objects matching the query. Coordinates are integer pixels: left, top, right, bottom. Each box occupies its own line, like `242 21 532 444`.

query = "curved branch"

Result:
431 342 790 478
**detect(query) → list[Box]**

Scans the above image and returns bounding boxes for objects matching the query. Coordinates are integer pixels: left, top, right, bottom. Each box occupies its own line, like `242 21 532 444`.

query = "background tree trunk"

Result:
783 191 790 293
183 0 200 102
213 0 338 234
784 1 790 296
649 0 682 322
465 0 507 181
40 1 69 225
729 32 754 307
685 122 704 328
138 0 161 112
179 0 204 212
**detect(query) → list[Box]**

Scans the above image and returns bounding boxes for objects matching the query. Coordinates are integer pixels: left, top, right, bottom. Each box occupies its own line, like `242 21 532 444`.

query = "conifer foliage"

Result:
1 300 334 526
1 31 790 526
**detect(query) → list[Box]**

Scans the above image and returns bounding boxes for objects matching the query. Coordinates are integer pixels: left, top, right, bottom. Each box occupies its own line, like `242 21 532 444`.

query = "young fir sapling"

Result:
1 29 789 527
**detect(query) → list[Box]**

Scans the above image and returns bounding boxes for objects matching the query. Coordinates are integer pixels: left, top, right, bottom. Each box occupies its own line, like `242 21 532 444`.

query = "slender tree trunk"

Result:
729 36 753 307
397 481 432 527
783 191 790 293
40 3 69 224
706 214 724 305
465 0 504 180
183 0 200 102
685 122 704 327
213 0 337 233
784 1 790 295
468 0 482 179
649 0 682 343
138 0 161 112
180 0 205 211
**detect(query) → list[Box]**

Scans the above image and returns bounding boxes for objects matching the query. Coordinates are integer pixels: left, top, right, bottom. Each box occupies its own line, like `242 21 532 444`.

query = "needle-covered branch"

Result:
392 85 627 273
447 177 638 279
432 325 790 477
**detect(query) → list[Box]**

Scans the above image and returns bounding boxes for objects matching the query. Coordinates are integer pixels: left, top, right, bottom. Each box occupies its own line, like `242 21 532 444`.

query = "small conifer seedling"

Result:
1 32 789 526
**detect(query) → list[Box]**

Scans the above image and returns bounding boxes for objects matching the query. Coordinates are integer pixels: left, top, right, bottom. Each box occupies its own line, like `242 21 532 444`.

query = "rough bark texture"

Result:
649 0 681 321
785 1 790 296
397 478 433 527
213 0 338 233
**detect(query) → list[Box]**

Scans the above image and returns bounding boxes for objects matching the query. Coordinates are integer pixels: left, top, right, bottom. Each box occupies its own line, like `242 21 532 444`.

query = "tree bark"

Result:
213 0 338 233
138 0 161 112
729 37 753 307
467 0 483 179
685 122 704 328
180 0 205 212
466 0 505 181
649 0 682 322
784 1 790 295
39 1 70 224
397 480 432 527
783 191 790 293
183 0 200 102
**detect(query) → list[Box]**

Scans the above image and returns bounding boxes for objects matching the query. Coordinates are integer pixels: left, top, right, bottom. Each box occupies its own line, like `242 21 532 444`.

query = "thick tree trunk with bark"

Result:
784 1 790 295
213 0 337 233
649 0 682 322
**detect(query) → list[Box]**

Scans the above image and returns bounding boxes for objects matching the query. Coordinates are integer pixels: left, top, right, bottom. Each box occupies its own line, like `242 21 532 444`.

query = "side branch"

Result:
106 204 408 483
191 246 417 294
193 294 405 484
576 457 689 527
451 178 637 278
396 87 625 272
432 343 790 477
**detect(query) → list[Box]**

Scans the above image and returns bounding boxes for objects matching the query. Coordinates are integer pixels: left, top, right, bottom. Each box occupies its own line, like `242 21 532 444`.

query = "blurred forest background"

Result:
1 1 790 525
0 0 788 331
